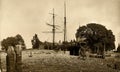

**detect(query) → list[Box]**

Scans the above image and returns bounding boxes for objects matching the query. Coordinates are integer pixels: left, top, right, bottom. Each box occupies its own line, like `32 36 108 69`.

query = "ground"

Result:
1 49 120 72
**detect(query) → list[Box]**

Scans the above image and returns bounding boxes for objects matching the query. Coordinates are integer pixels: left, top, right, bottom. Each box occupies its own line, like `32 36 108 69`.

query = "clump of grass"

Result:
115 54 120 58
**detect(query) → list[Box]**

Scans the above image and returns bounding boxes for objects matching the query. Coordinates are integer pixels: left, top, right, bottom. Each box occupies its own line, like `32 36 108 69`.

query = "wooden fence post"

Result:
6 46 16 72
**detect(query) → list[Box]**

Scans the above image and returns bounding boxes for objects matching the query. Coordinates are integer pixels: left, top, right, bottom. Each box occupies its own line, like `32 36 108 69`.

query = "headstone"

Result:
6 46 16 72
15 45 22 72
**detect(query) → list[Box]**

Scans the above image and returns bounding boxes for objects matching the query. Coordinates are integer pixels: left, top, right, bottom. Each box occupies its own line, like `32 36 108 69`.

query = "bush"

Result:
1 34 26 50
117 44 120 53
76 23 115 52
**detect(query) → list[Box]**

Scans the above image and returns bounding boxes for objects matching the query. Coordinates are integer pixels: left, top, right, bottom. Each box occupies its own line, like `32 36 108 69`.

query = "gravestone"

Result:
6 46 16 72
6 45 22 72
15 45 22 72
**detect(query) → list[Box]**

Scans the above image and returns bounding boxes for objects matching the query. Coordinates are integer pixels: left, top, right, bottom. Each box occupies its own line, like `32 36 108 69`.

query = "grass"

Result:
1 49 120 72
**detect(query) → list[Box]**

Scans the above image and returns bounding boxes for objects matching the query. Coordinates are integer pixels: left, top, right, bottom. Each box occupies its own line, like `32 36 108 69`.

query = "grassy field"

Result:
1 49 120 72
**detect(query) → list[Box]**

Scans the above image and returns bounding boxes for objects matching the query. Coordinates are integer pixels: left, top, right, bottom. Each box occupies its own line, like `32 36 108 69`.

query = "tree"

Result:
31 34 41 49
1 34 26 50
76 23 115 53
117 44 120 52
1 37 18 50
15 34 26 50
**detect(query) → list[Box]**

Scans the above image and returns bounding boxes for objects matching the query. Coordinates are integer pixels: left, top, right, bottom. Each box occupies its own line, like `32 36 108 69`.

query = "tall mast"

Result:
64 2 67 42
43 8 62 49
53 8 55 48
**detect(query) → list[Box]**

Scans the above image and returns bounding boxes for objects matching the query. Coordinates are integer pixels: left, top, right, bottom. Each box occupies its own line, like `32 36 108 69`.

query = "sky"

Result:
0 0 120 48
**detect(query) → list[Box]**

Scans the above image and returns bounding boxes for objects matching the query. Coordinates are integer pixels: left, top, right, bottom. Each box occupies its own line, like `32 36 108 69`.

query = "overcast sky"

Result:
0 0 120 48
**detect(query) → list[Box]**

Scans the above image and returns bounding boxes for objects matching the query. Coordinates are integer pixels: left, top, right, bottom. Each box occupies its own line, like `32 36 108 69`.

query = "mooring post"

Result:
6 46 16 72
15 45 22 72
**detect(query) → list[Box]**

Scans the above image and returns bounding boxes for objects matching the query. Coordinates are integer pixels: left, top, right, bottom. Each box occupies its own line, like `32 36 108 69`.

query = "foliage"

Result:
31 34 41 49
1 34 26 50
117 44 120 52
76 23 115 52
15 34 26 49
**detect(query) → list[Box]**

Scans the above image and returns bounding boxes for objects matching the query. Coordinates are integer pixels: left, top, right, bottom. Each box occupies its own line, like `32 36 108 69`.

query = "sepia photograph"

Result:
0 0 120 72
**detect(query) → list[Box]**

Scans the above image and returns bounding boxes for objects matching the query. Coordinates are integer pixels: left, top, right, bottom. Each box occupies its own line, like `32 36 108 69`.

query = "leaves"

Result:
76 23 115 52
31 34 41 49
1 34 26 50
117 44 120 52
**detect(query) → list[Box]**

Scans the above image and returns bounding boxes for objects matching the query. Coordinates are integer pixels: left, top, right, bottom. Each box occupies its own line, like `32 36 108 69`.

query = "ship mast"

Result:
52 9 55 48
64 2 67 42
43 8 62 49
